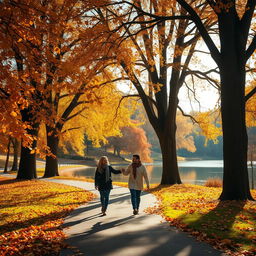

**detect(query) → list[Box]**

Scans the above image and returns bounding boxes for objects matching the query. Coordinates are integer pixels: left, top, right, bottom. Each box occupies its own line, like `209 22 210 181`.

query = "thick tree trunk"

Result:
17 144 38 179
17 109 39 180
43 126 60 178
160 134 181 185
217 12 254 200
219 62 253 200
11 138 19 171
158 106 181 185
17 134 38 179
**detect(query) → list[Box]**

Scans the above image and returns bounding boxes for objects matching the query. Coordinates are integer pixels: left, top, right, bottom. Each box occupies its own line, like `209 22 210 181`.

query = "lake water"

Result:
61 160 256 188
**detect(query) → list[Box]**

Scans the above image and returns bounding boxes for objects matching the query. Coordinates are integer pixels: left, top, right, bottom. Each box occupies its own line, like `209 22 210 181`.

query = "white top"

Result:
123 164 149 190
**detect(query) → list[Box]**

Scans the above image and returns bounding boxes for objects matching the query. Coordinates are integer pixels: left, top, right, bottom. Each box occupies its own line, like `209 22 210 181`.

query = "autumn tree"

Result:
95 0 215 184
0 32 30 151
176 0 256 200
112 0 256 200
0 1 61 179
40 83 135 177
41 34 135 177
107 125 152 162
0 0 115 179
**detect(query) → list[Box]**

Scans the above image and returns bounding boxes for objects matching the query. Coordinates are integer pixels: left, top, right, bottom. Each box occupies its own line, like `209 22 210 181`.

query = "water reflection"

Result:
59 160 256 187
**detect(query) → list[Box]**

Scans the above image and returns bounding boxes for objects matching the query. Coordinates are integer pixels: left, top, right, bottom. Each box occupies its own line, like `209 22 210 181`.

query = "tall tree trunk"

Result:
11 138 19 171
157 108 181 185
217 12 253 200
43 126 60 178
17 109 39 180
4 137 11 173
219 65 253 200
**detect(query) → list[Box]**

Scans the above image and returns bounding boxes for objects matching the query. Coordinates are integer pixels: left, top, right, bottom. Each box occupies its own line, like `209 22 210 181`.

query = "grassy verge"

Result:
148 184 256 256
0 177 94 256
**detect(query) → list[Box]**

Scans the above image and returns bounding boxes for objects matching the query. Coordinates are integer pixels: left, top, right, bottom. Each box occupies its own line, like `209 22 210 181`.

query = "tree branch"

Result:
176 0 221 66
245 86 256 102
61 126 82 134
178 105 198 124
246 34 256 60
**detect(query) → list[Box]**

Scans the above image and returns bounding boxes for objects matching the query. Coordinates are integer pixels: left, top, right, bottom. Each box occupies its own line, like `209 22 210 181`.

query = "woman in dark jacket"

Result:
95 156 122 215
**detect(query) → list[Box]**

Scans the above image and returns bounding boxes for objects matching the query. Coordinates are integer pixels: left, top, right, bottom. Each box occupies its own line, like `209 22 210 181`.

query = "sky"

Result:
178 84 220 113
117 40 220 114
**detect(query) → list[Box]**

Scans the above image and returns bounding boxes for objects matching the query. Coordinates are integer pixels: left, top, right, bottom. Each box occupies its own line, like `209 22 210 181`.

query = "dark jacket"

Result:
95 165 121 190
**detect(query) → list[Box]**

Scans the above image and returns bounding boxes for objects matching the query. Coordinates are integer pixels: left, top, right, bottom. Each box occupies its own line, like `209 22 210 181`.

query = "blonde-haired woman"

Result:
94 156 122 215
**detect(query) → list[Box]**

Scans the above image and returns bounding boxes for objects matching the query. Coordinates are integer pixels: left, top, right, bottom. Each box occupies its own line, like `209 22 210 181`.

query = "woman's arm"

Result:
94 168 100 189
109 165 122 174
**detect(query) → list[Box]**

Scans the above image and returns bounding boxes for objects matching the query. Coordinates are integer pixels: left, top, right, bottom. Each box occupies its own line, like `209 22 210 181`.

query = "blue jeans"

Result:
130 189 142 210
99 189 111 210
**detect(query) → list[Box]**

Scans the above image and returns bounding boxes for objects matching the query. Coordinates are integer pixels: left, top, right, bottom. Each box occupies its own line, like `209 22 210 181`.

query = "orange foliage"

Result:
0 0 114 148
0 177 94 256
204 178 222 187
108 125 152 162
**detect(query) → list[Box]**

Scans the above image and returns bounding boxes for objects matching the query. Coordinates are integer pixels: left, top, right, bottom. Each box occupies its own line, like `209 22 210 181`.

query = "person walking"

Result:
94 156 122 216
122 154 150 215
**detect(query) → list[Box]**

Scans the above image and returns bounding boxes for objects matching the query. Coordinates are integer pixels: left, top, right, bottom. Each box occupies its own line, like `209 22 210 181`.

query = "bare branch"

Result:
65 105 89 122
178 105 198 124
113 94 140 120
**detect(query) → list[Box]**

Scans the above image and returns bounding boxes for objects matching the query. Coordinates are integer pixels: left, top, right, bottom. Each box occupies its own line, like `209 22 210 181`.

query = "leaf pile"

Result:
0 177 94 255
148 184 256 256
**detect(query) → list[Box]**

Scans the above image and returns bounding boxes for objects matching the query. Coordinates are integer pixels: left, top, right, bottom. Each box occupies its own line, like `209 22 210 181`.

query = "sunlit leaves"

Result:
0 177 94 255
195 111 222 143
148 184 256 255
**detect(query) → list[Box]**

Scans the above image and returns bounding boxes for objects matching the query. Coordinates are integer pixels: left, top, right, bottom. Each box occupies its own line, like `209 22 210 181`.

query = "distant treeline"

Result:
177 127 256 160
177 135 223 159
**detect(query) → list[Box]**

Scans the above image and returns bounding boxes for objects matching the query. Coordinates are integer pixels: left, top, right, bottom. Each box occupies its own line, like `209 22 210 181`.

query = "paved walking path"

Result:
47 179 226 256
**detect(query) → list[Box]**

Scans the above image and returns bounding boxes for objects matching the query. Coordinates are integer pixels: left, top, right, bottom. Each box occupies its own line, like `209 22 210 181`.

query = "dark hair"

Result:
133 154 140 160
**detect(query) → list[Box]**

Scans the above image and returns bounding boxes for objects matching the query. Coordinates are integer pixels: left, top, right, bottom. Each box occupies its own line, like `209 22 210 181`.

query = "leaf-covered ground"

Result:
148 184 256 256
0 177 94 256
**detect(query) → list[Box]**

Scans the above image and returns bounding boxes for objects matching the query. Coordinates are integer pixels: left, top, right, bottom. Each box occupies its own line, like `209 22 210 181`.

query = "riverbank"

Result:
0 150 130 170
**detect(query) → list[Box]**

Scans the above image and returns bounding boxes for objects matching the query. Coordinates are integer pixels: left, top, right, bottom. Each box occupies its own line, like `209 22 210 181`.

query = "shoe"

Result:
102 207 107 215
133 209 138 215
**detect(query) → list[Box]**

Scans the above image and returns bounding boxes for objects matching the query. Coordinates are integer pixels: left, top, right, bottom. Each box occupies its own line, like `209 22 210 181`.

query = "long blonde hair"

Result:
97 156 109 169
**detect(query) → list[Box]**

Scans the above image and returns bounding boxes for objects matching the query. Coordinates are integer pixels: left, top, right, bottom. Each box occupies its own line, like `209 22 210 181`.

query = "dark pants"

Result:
130 189 141 210
99 189 111 210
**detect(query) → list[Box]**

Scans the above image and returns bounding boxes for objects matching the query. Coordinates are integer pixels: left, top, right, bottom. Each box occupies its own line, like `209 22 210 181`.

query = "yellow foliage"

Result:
57 83 136 155
195 110 222 143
